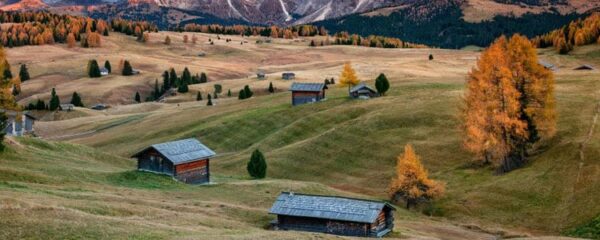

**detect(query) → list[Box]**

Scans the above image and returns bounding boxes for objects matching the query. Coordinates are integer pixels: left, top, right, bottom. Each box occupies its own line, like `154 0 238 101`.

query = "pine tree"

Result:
196 92 202 101
214 84 222 94
169 68 178 87
134 92 141 103
389 144 445 209
104 60 112 73
339 62 359 92
247 149 267 179
227 89 232 97
375 73 390 96
429 54 434 61
162 70 171 91
182 67 192 86
35 99 46 110
238 89 246 100
87 60 101 78
49 88 60 111
200 72 208 83
0 112 6 151
207 94 213 106
70 92 84 107
243 85 253 98
153 79 161 99
19 64 30 82
268 82 274 93
122 60 133 76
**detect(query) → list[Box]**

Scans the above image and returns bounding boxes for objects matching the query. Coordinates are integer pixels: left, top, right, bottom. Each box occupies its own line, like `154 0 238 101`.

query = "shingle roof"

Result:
269 192 395 223
132 138 216 165
289 83 326 92
350 83 376 93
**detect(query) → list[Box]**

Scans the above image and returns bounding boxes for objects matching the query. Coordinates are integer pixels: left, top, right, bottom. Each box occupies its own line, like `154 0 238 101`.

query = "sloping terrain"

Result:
17 31 599 237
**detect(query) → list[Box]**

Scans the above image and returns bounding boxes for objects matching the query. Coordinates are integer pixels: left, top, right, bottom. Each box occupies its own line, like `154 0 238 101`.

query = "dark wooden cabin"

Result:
574 64 595 70
269 192 395 238
282 72 296 80
349 83 378 99
131 138 216 184
289 82 327 106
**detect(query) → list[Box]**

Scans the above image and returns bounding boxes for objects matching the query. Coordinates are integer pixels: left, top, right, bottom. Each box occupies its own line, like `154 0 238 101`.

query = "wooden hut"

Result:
60 104 75 111
289 83 326 106
269 192 395 238
538 60 557 71
1 110 36 136
131 138 216 184
349 83 378 99
574 64 595 70
282 72 296 80
257 71 266 80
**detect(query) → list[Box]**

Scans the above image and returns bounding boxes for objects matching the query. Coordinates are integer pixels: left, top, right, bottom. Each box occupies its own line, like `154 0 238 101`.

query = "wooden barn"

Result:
574 64 595 70
1 110 36 136
289 83 326 106
282 72 296 80
131 138 216 184
269 192 395 238
349 83 378 99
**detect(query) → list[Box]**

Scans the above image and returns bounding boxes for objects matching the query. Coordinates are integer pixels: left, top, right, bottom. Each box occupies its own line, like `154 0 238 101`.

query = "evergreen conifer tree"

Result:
162 71 171 90
196 92 202 101
153 79 161 99
243 85 253 98
104 60 112 73
375 73 390 96
70 92 84 107
0 112 6 151
87 60 101 78
19 64 30 82
247 149 267 179
268 82 274 93
238 89 246 100
49 88 60 111
134 92 141 103
200 72 208 83
207 94 213 106
122 60 133 76
227 89 232 97
169 68 178 87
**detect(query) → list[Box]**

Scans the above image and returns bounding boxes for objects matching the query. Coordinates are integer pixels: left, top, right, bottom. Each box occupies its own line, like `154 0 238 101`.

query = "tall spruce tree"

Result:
104 60 112 73
153 79 161 99
196 92 202 101
134 92 141 103
122 60 133 76
207 94 213 106
162 71 171 91
19 64 30 82
49 88 60 111
200 72 208 83
227 89 232 97
375 73 390 96
0 112 6 151
243 85 253 98
87 60 101 78
247 149 267 179
182 67 192 86
238 89 246 100
70 92 84 107
268 82 274 93
169 68 178 87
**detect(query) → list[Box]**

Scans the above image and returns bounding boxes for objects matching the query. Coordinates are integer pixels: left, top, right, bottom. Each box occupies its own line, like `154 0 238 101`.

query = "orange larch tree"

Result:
388 144 445 209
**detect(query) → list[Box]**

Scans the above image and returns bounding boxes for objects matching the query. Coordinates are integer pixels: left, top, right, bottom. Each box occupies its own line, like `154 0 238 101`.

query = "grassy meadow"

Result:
1 30 599 239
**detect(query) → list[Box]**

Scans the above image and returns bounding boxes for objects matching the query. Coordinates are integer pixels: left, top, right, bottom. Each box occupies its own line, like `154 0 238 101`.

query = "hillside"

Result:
8 30 597 238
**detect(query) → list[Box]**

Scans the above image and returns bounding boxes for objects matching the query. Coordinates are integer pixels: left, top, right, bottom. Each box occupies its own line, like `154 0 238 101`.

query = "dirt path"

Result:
576 100 600 183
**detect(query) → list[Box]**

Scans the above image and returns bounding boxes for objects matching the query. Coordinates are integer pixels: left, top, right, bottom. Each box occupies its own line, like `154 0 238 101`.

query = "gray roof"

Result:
132 138 216 165
538 60 556 70
289 83 326 92
350 83 376 93
269 192 395 223
574 64 595 70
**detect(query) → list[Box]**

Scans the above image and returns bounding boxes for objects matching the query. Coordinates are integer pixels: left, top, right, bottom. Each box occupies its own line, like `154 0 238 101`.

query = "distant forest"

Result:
313 4 584 49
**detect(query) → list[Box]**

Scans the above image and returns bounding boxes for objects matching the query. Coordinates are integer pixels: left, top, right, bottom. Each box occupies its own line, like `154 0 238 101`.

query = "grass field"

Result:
2 30 599 239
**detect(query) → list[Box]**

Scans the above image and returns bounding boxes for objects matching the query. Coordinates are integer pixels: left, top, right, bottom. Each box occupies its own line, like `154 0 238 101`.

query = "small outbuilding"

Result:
289 82 326 106
131 138 216 184
91 104 108 110
269 192 395 238
350 83 378 99
60 104 75 111
131 69 141 75
282 72 296 80
574 64 595 70
538 60 557 71
1 109 36 136
257 71 266 80
100 67 110 76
